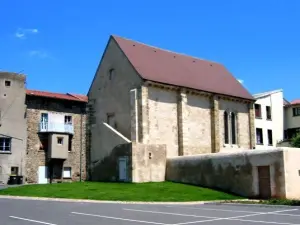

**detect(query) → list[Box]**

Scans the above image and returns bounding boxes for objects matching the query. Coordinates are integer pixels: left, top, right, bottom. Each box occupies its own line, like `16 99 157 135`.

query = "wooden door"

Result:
258 166 271 199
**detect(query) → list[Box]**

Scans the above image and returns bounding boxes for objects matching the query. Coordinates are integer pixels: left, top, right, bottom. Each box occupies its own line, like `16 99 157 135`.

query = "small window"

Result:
256 128 263 145
267 129 273 146
57 137 63 145
107 113 116 128
63 167 71 178
255 104 262 118
64 115 72 124
293 107 300 117
231 112 237 145
266 106 272 120
108 69 115 80
5 80 11 87
11 167 19 175
0 138 11 152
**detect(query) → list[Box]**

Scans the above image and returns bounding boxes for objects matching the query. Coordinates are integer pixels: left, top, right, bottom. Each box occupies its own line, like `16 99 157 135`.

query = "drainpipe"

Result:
79 112 83 182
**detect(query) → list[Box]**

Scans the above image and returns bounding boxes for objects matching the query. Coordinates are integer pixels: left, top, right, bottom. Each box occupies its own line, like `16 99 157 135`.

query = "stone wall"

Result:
90 142 166 183
166 149 286 199
25 96 87 183
132 143 167 182
134 82 255 158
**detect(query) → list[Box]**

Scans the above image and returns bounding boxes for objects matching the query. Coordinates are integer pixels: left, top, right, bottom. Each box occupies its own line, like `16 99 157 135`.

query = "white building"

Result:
253 89 284 149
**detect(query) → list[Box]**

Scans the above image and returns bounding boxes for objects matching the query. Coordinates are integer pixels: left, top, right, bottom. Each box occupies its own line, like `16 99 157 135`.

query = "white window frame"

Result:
63 167 71 178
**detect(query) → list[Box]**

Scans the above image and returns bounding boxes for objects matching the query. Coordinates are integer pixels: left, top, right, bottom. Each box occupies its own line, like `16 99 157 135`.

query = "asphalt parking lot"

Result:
0 198 299 225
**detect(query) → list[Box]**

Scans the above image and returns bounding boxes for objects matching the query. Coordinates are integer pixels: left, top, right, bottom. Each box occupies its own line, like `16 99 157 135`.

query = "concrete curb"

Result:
0 195 250 205
208 202 299 208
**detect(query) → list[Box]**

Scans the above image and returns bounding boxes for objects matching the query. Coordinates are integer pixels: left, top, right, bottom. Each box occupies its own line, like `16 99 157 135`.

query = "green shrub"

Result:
291 133 300 148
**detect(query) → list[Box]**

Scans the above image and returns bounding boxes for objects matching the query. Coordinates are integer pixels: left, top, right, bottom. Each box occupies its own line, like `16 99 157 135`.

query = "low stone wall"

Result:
166 149 286 198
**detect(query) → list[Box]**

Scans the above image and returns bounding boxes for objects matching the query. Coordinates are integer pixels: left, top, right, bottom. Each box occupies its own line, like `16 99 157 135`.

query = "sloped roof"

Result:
113 35 254 100
290 99 300 105
26 89 88 102
253 89 283 99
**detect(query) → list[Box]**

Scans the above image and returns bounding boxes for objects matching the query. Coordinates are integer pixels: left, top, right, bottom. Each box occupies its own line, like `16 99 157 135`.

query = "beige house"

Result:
88 35 256 182
25 90 88 184
0 72 27 184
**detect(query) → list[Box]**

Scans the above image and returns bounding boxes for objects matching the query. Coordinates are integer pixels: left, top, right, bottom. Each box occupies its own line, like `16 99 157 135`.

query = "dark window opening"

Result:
266 106 272 120
5 80 11 87
255 104 262 118
68 136 72 151
39 134 48 151
57 137 63 145
293 107 300 117
64 115 72 124
224 111 229 144
231 113 237 145
256 128 263 144
267 129 273 146
11 167 19 175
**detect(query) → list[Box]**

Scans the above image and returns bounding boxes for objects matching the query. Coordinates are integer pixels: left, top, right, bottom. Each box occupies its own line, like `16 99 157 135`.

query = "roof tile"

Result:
26 89 88 102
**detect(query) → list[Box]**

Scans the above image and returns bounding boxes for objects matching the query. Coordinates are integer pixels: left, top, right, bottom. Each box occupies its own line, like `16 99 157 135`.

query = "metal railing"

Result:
39 122 74 134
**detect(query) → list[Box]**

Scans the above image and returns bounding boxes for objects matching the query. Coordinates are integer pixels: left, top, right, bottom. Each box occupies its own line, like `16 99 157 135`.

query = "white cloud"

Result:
29 50 48 59
15 28 39 39
238 79 244 84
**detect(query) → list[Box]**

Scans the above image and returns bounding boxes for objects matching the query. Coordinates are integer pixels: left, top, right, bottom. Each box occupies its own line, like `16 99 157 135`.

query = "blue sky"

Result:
1 1 300 101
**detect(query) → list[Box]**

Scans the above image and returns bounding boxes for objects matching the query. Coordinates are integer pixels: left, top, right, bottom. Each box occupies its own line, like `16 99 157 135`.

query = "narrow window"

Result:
224 111 229 144
255 104 261 118
107 113 116 129
0 138 11 152
68 135 72 151
108 69 115 80
266 106 272 120
39 134 48 151
231 112 237 144
5 80 11 87
256 128 263 144
267 129 273 146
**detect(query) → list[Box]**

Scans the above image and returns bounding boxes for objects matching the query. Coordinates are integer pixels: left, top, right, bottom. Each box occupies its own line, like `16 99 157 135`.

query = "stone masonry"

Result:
25 96 87 183
134 81 255 158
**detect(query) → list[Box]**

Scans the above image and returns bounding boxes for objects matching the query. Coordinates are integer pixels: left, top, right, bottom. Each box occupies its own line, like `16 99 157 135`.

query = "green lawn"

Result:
0 182 243 202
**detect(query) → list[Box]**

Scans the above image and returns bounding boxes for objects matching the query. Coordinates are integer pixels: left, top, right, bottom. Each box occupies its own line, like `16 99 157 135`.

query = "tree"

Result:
291 133 300 148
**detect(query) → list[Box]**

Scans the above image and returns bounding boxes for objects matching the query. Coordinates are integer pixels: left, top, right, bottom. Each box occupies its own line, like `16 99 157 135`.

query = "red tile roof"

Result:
290 99 300 105
113 35 254 100
26 89 88 102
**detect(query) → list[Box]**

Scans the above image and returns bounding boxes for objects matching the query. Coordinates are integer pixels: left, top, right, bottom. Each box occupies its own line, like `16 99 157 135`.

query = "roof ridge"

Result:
112 35 221 65
253 89 283 98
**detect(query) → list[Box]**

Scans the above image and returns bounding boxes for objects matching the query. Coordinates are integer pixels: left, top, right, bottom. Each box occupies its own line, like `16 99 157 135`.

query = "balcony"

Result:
39 122 74 134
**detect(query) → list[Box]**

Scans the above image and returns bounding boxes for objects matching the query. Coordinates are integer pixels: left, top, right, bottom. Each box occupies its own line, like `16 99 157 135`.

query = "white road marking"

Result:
231 218 300 225
123 208 217 219
71 212 168 225
271 213 300 217
9 216 57 225
166 205 262 213
173 209 298 225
